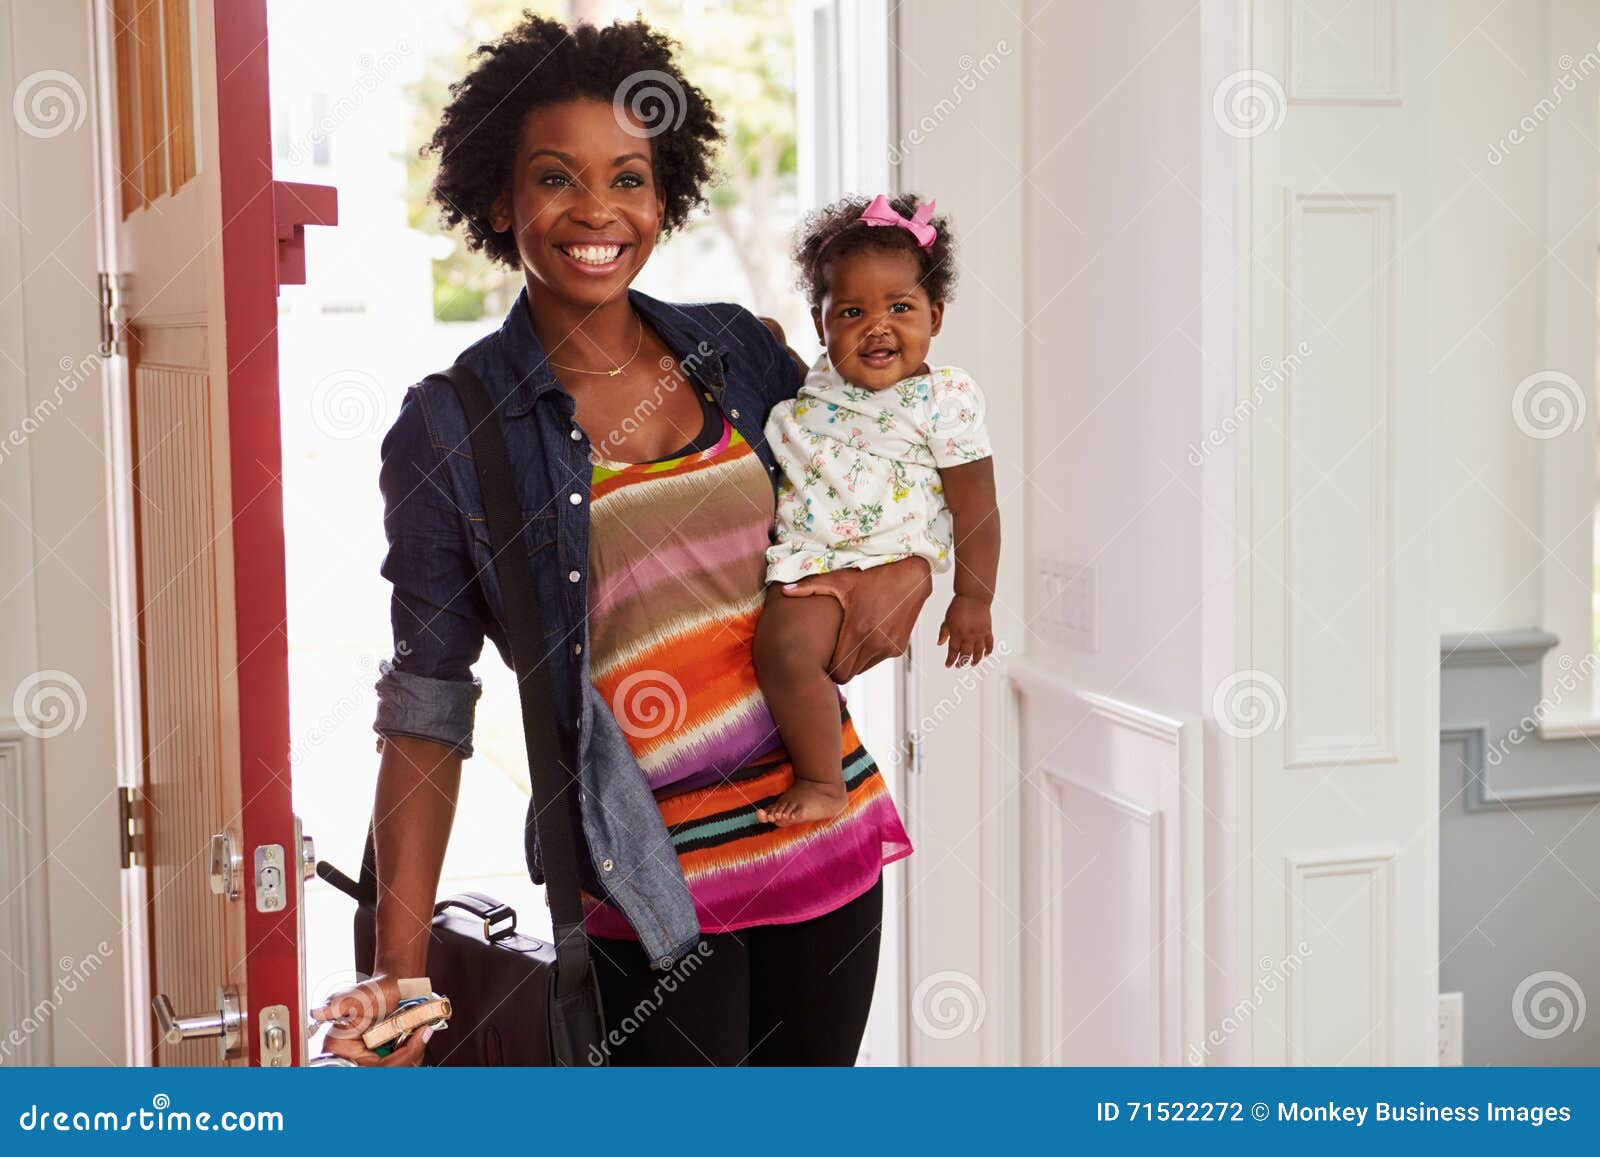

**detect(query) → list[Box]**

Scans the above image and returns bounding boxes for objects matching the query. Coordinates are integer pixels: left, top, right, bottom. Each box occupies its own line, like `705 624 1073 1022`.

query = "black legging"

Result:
589 874 883 1065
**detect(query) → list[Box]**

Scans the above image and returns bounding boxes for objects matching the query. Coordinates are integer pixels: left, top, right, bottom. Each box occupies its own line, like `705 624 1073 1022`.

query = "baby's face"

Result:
813 249 944 390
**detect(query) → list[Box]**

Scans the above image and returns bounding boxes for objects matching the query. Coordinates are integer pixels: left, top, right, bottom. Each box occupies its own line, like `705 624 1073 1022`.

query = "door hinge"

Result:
118 785 143 868
904 727 922 776
97 271 127 357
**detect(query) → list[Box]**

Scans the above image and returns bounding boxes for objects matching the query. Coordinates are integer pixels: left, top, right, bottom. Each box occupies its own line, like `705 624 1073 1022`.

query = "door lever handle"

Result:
152 986 244 1061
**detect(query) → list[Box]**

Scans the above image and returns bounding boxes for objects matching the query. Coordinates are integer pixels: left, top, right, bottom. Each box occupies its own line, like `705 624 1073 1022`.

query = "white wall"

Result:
1013 0 1230 1066
896 0 1234 1064
1430 0 1577 636
1018 0 1213 716
1424 0 1600 734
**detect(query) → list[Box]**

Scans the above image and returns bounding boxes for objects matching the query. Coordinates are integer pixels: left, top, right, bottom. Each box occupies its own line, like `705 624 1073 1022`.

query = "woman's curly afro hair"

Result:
794 194 957 309
422 14 723 271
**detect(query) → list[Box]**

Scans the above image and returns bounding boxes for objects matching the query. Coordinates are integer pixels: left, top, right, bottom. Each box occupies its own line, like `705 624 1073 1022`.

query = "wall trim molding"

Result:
1010 659 1187 742
1009 659 1205 1064
1440 629 1559 669
1442 721 1600 811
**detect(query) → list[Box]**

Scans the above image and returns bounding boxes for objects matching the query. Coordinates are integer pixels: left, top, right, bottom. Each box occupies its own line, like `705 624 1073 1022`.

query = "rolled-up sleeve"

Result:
372 386 487 756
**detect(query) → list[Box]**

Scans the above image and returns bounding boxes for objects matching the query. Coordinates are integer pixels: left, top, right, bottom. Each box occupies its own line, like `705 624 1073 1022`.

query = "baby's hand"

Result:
937 595 994 668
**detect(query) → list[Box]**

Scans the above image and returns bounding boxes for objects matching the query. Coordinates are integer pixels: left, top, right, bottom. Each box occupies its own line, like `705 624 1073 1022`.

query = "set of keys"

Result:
317 976 452 1059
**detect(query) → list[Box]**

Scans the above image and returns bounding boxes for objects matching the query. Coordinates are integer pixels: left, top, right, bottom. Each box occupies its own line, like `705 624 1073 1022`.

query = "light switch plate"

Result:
1036 558 1098 652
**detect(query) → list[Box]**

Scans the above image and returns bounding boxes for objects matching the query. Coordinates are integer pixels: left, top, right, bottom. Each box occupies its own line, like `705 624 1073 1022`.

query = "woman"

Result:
314 15 928 1066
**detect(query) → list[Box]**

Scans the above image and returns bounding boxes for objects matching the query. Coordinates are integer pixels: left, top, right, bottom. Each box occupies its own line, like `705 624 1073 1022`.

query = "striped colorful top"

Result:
580 396 913 938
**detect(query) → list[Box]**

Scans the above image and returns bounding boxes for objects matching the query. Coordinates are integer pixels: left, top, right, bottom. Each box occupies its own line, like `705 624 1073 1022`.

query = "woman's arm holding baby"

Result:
779 558 933 682
938 457 1000 667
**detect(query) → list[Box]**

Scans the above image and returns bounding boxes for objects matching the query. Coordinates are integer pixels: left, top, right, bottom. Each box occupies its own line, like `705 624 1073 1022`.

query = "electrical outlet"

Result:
1438 991 1464 1066
1035 559 1098 652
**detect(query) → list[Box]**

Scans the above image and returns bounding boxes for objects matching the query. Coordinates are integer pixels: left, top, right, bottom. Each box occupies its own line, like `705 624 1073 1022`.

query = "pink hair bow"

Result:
858 194 937 249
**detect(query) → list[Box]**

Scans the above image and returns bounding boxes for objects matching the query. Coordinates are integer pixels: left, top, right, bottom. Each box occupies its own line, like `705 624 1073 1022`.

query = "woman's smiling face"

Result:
490 98 665 308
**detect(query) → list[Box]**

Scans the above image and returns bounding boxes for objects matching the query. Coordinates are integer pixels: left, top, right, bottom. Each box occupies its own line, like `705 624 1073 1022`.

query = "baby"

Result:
754 193 1000 827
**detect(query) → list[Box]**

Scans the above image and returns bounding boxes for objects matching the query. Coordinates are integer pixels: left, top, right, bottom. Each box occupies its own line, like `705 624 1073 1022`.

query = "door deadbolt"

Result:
209 831 241 900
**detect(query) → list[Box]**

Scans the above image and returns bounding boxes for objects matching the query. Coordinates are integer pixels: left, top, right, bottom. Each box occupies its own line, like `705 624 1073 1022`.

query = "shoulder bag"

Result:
317 360 606 1067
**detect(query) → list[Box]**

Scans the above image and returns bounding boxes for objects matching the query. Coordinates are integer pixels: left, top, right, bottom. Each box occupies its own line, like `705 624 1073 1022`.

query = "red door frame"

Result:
213 0 334 1066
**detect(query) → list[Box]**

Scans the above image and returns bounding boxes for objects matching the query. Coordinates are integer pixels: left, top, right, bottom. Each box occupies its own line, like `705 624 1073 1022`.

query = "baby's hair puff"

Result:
794 194 957 309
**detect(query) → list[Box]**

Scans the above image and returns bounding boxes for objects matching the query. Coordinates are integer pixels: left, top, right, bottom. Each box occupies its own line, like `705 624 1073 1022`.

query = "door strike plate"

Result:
253 843 286 913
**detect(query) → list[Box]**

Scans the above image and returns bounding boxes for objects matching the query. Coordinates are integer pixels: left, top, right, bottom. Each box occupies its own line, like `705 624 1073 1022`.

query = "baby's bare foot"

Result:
756 780 848 827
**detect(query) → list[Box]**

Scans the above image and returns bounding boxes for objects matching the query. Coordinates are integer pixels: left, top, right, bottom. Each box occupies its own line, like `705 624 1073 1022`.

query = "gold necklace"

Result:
546 316 646 378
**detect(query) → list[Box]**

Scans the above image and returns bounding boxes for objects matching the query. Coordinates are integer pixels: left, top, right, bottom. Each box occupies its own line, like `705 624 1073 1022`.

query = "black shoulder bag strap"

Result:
359 360 603 1065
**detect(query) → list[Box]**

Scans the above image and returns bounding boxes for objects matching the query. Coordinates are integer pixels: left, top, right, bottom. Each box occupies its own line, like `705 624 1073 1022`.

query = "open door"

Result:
92 0 335 1065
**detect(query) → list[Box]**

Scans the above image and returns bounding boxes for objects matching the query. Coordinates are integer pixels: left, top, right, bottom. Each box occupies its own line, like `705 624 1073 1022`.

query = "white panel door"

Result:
1239 0 1439 1064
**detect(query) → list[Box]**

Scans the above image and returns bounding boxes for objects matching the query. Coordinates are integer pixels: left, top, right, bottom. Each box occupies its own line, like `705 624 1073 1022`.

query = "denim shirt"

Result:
372 286 803 969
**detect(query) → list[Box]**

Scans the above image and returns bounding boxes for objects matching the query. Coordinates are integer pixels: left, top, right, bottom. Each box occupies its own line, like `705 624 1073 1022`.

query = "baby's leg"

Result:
753 586 849 827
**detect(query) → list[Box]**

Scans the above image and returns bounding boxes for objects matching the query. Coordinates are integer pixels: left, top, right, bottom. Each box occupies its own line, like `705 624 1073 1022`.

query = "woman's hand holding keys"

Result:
310 972 432 1067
